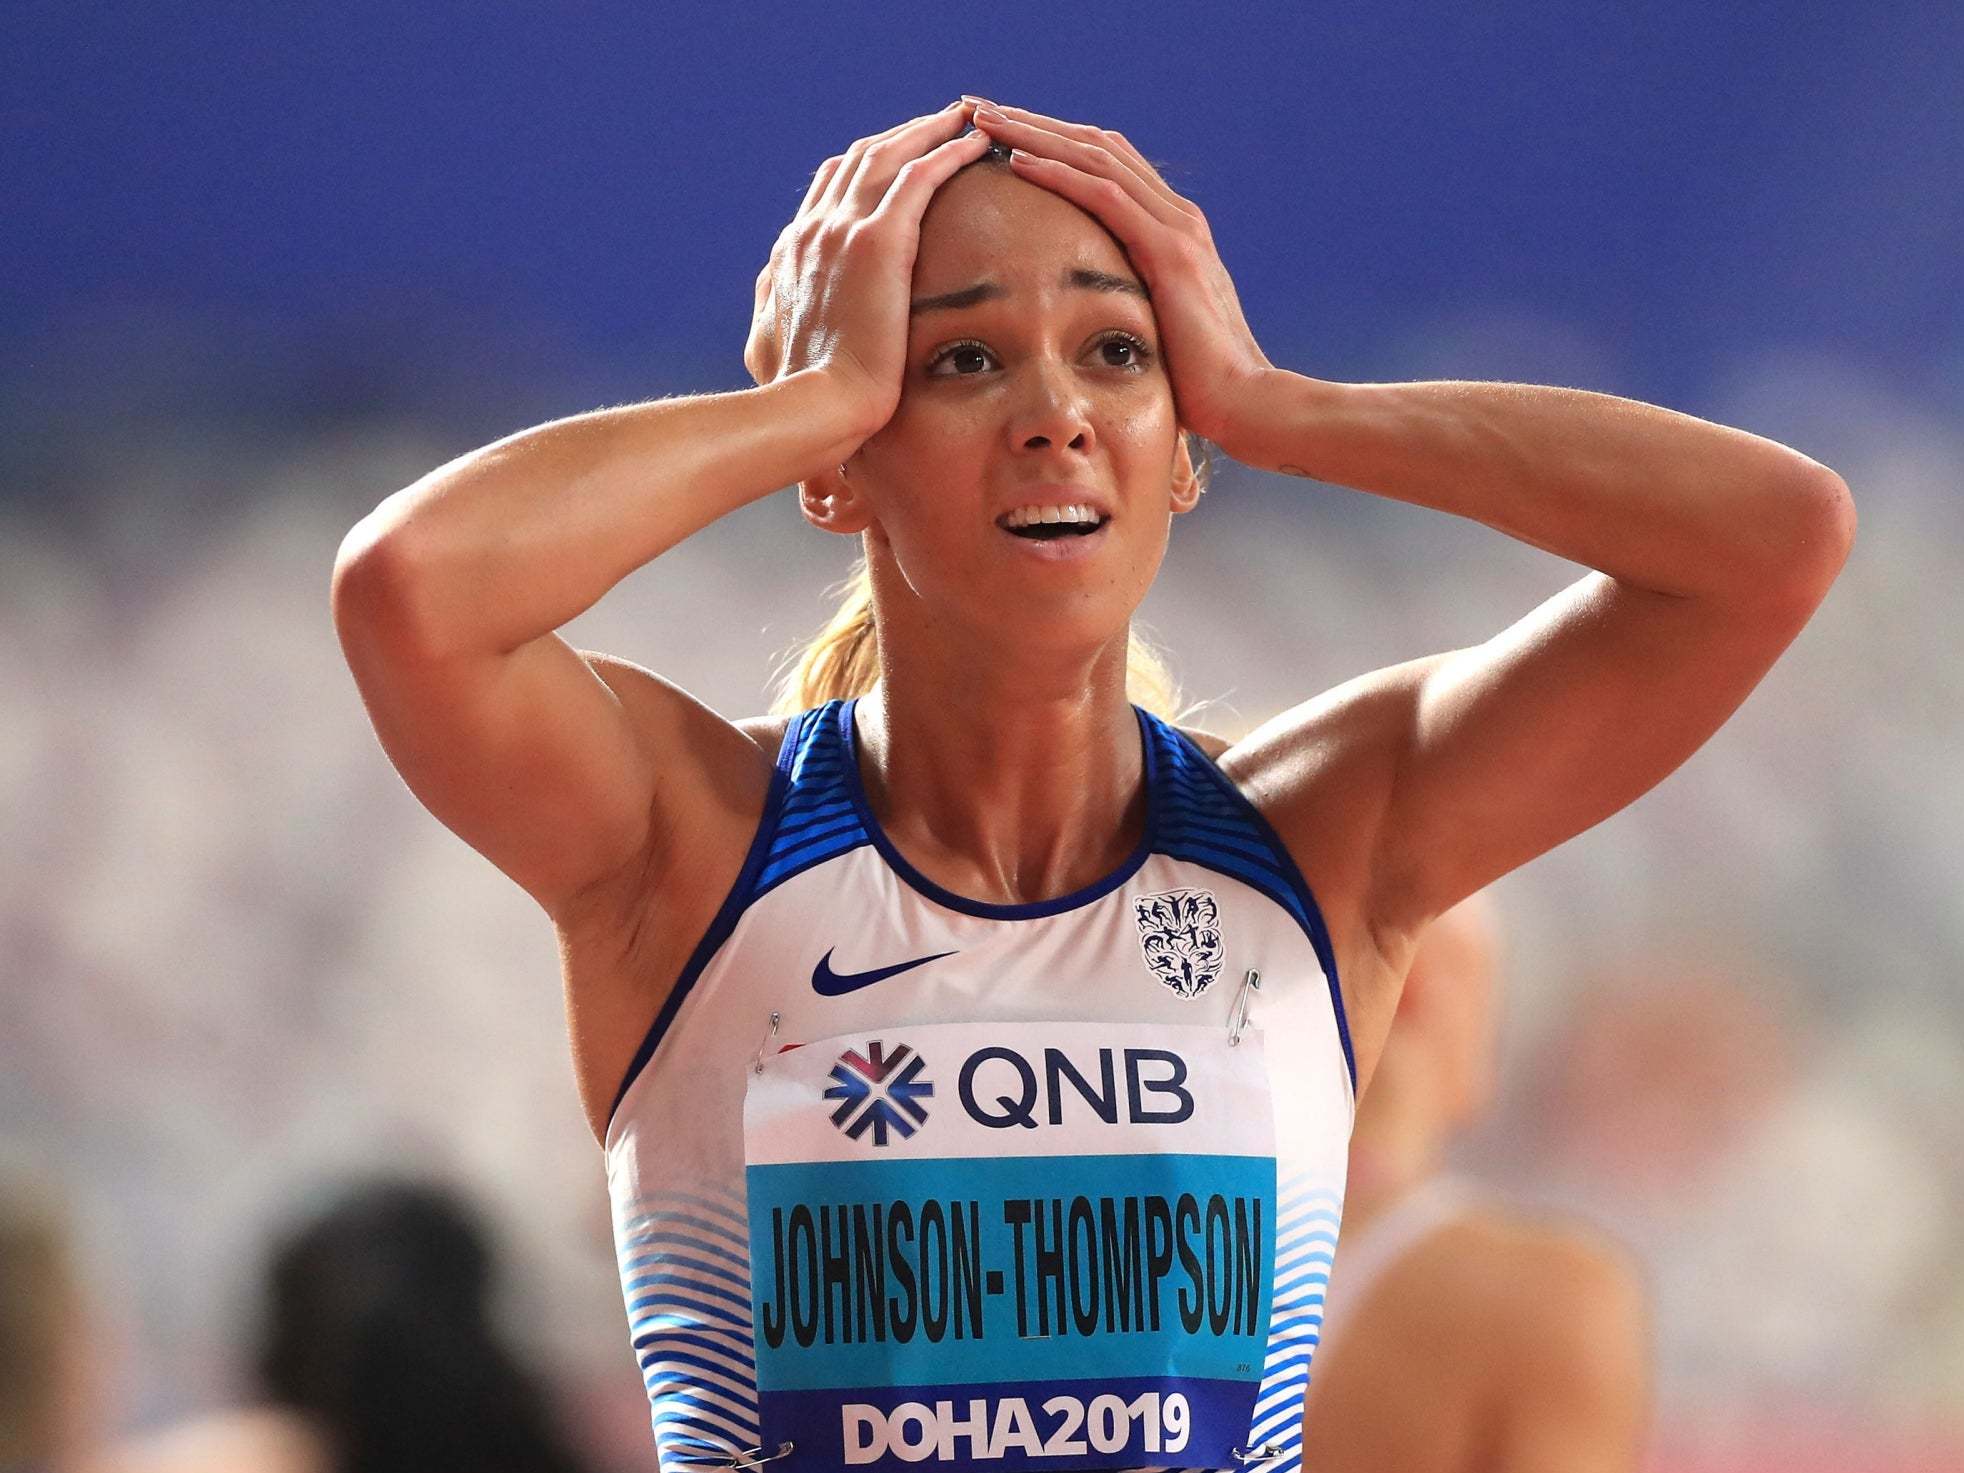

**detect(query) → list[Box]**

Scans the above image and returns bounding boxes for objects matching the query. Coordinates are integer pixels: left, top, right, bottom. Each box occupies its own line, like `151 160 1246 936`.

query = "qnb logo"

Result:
825 1041 934 1146
960 1046 1194 1130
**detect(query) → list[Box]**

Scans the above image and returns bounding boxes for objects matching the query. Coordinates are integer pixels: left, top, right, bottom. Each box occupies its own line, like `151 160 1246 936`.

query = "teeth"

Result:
1001 503 1103 529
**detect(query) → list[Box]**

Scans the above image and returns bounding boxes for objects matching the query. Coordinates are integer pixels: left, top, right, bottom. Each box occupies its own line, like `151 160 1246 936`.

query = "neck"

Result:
854 640 1144 907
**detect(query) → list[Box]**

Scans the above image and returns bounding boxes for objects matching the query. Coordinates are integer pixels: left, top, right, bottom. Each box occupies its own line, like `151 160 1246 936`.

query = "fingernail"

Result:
962 94 997 107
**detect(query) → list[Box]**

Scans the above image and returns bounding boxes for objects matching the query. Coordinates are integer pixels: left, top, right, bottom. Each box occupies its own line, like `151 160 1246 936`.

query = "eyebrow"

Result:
909 267 1150 316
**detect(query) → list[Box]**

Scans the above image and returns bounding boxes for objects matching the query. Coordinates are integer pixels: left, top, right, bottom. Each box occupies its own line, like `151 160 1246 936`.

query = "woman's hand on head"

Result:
745 102 993 439
964 99 1276 452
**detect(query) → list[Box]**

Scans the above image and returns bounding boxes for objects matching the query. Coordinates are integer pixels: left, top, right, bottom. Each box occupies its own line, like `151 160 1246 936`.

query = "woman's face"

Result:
840 163 1195 654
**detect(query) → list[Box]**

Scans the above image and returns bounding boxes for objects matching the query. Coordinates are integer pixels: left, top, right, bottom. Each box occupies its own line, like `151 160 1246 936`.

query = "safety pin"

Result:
752 1011 780 1074
676 1441 794 1469
1232 1442 1284 1465
1227 968 1262 1046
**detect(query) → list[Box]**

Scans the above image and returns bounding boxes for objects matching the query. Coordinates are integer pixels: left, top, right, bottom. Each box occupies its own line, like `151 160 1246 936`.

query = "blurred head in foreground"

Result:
0 1161 97 1473
256 1177 590 1473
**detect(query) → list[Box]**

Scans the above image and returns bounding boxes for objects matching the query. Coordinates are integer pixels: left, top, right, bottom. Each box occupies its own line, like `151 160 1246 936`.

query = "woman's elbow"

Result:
1789 463 1856 592
1755 461 1855 608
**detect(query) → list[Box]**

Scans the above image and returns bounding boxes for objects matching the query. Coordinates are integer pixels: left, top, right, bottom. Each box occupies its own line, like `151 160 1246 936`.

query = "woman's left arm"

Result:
1223 371 1850 610
1212 370 1854 937
967 99 1855 954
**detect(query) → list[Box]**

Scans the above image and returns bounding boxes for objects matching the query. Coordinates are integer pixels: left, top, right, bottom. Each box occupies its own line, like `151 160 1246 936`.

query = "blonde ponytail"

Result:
770 557 884 717
770 556 1190 721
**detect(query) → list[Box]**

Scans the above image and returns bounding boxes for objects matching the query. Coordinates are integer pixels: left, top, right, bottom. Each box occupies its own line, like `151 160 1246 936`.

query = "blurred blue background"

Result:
4 4 1959 1470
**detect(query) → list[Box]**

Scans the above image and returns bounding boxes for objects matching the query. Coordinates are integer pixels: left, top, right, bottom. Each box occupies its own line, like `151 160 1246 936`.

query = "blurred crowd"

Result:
3 1165 605 1473
2 333 1961 1469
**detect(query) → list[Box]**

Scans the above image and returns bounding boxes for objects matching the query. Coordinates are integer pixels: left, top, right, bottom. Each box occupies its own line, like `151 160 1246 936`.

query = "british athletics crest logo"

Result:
824 1040 934 1146
1134 887 1225 998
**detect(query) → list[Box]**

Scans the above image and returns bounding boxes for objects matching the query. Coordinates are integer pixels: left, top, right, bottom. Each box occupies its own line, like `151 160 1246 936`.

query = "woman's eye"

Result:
935 342 993 376
928 333 1154 377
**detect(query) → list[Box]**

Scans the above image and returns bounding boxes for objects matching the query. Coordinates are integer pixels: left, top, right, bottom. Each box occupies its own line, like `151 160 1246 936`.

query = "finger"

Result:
972 105 1193 218
863 128 994 231
1002 149 1178 267
837 107 982 222
819 101 969 217
974 107 1189 217
770 105 955 322
812 107 950 215
976 112 1170 217
799 154 848 215
773 106 966 315
964 96 1100 135
977 114 1191 231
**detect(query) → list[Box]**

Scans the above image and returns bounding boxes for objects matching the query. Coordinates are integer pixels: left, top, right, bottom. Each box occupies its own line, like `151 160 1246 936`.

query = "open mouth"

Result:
1003 519 1105 541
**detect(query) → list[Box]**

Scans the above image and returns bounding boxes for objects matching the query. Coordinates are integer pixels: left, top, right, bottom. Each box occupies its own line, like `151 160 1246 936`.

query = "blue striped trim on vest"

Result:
1143 712 1356 1089
750 700 871 902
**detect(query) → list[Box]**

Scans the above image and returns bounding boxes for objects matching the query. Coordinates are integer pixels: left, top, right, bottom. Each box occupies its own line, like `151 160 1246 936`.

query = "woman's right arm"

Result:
330 370 874 914
332 101 988 914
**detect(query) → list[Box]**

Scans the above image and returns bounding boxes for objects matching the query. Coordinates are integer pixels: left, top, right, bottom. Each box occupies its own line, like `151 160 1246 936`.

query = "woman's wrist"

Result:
1204 368 1350 478
771 368 890 469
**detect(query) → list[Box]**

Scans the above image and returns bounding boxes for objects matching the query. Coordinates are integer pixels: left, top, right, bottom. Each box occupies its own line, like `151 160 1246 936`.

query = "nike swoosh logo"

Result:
812 948 957 997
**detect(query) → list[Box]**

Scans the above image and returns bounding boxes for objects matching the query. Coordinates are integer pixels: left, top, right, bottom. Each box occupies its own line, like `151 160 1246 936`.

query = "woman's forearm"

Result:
1221 371 1854 602
335 369 872 657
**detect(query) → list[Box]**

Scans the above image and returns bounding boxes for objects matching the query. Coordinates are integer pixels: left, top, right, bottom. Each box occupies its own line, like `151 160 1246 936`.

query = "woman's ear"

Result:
798 460 877 536
1169 431 1204 515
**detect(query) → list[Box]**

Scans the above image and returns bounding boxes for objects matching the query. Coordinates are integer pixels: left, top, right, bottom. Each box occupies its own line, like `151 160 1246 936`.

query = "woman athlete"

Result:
331 99 1852 1473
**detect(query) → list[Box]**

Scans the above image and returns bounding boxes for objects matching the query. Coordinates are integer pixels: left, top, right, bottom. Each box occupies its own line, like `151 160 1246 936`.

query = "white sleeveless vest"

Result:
605 699 1355 1473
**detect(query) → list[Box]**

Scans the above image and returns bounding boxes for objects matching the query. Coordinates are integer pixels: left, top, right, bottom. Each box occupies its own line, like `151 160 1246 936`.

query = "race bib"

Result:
744 1020 1277 1470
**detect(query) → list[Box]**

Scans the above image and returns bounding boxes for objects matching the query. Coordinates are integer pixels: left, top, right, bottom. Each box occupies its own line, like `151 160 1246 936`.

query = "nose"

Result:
1004 360 1096 455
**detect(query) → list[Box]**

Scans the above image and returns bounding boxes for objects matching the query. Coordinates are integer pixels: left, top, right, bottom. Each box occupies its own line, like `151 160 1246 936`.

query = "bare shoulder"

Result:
1416 1208 1649 1369
736 708 798 758
1210 658 1440 852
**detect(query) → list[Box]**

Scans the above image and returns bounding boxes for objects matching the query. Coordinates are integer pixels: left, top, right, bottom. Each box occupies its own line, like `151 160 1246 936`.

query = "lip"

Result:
996 518 1112 561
